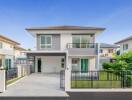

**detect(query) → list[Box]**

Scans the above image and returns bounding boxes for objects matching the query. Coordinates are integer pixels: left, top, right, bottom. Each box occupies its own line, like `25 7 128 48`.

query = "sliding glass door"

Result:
81 59 88 72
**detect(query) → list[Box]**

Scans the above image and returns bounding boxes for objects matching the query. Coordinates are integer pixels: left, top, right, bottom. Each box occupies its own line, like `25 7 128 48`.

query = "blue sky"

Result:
0 0 132 49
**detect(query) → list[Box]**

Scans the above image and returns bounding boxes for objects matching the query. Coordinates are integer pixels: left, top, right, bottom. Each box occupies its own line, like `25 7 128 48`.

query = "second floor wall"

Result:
0 41 14 55
36 33 95 51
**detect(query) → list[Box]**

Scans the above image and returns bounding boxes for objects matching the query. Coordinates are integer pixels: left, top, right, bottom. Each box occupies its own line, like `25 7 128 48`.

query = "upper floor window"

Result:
72 35 91 48
123 44 128 50
40 35 52 48
0 42 3 49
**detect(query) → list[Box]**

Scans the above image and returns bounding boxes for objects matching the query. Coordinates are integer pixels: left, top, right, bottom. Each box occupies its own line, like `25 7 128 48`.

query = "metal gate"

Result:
60 70 65 89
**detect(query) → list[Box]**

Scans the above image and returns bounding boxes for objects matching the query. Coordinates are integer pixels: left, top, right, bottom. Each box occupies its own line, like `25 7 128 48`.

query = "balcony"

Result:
67 43 98 56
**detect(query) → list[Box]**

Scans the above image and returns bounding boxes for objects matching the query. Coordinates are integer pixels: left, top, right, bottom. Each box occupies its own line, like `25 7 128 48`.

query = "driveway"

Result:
0 73 69 97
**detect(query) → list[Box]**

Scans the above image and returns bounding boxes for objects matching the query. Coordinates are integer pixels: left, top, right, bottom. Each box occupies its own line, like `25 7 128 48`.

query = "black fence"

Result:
71 70 132 88
6 67 18 81
60 70 65 89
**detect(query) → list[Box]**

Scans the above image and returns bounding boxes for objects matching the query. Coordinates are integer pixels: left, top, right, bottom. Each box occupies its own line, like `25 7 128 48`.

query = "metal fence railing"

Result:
60 70 65 89
71 70 132 88
6 67 18 81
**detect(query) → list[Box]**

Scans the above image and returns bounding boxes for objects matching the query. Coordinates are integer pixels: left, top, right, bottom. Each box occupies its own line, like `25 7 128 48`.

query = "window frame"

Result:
0 42 3 49
123 44 128 50
40 35 52 49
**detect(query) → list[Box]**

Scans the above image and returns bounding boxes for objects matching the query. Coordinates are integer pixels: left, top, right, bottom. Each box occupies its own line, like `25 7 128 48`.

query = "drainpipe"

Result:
97 43 100 71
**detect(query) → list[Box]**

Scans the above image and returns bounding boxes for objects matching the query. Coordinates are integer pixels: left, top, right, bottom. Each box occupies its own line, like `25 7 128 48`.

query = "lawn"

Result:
71 72 122 88
6 77 22 85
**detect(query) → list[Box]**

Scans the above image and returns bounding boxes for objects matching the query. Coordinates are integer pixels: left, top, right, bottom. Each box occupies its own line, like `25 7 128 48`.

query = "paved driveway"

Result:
0 73 69 97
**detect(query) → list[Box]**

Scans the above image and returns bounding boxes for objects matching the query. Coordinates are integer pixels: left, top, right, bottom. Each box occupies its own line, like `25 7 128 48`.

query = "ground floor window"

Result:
72 58 88 72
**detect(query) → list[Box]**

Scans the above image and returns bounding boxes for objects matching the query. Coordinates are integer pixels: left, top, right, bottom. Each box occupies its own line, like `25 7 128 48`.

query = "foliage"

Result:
103 50 132 71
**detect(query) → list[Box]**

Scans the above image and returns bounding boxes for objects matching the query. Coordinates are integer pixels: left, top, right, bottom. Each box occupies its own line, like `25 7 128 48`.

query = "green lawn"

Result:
71 72 122 88
7 77 22 85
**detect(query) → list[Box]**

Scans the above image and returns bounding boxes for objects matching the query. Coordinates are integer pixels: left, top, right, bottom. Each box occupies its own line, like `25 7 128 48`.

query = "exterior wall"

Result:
100 48 116 58
60 33 72 50
117 39 132 54
37 34 60 50
35 56 65 73
69 56 96 71
68 48 97 56
0 41 14 55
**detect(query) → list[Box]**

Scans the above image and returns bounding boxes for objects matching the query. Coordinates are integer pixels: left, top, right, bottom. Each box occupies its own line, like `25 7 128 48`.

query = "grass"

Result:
6 77 22 85
71 72 122 88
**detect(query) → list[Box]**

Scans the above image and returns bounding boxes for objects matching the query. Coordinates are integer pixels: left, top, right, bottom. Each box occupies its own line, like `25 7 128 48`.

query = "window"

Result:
123 44 128 50
40 35 52 48
72 35 91 48
100 49 103 53
72 58 80 71
61 58 65 68
0 42 3 49
108 49 113 53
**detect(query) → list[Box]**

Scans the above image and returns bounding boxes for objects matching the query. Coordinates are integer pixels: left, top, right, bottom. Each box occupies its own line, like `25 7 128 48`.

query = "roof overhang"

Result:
26 26 105 37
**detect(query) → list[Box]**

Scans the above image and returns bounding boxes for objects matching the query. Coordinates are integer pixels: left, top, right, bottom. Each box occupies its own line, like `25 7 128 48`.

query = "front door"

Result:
81 59 88 72
37 58 41 72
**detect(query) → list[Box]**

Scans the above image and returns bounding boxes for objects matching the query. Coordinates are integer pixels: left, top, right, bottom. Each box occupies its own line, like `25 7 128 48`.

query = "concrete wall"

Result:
117 39 132 54
0 70 5 92
35 56 65 73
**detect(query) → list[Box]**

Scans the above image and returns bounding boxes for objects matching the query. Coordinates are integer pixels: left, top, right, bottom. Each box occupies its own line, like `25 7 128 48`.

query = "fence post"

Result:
0 69 6 92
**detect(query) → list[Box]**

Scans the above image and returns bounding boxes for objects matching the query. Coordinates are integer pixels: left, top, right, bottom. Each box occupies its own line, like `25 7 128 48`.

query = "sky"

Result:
0 0 132 49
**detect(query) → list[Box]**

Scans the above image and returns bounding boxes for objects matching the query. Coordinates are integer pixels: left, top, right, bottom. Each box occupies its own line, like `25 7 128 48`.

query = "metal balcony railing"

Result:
67 43 98 49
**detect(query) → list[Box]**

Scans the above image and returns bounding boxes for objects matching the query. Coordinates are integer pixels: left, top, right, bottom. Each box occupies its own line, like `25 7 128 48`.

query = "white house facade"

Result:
115 36 132 54
25 26 105 91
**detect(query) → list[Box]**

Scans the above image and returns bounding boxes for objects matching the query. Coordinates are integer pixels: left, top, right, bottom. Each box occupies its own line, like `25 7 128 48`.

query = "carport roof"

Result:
24 50 67 56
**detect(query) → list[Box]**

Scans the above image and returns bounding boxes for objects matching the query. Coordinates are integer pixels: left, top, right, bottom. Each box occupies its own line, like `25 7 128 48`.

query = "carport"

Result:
25 51 68 74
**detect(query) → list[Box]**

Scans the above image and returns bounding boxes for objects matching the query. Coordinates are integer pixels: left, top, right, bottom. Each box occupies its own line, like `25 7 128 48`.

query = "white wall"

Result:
35 56 65 73
118 40 132 54
60 33 72 50
68 56 96 71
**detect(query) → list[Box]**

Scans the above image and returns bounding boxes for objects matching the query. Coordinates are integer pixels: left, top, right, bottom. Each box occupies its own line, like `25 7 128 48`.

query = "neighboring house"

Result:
100 43 119 58
115 36 132 54
0 34 26 69
99 43 119 70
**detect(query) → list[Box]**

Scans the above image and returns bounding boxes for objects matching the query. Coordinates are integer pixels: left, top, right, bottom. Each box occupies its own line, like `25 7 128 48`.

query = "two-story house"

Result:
115 36 132 54
25 26 105 73
0 34 26 69
25 26 105 91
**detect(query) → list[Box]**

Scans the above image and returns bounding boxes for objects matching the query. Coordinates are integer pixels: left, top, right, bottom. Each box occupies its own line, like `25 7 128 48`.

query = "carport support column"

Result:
0 69 6 92
65 52 71 91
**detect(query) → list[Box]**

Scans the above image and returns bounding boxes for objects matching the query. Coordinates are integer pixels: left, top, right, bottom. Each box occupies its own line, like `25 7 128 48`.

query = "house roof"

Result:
0 34 20 45
26 25 105 31
100 43 119 48
14 45 26 51
115 36 132 44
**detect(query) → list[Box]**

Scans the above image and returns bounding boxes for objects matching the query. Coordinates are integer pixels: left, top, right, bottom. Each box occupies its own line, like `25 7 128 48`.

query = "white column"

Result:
97 43 100 70
65 51 71 91
17 65 22 77
0 69 6 92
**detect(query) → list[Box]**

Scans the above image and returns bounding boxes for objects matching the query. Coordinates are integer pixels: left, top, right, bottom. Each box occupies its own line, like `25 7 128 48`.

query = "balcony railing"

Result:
67 43 98 49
